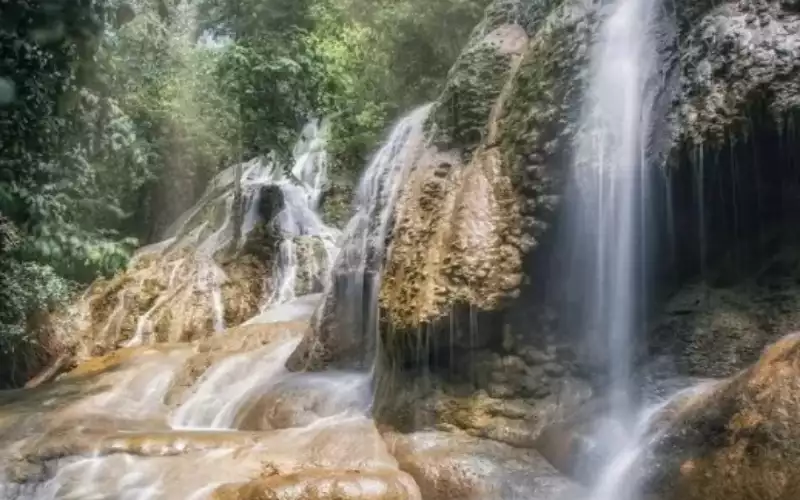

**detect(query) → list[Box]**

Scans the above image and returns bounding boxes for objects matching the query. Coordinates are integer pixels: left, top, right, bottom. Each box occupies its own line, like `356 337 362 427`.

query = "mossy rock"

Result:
429 28 517 156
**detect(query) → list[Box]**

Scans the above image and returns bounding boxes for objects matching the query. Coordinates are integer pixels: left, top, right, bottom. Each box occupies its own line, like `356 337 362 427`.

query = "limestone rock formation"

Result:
674 0 800 148
378 2 589 332
211 469 421 500
643 333 800 500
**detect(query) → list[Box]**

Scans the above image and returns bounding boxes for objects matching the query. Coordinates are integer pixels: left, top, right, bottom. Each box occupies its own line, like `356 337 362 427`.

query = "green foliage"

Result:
309 0 489 175
0 216 71 387
215 32 326 159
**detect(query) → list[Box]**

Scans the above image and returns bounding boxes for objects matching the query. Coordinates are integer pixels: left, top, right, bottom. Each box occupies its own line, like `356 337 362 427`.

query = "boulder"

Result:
384 430 580 500
643 332 800 500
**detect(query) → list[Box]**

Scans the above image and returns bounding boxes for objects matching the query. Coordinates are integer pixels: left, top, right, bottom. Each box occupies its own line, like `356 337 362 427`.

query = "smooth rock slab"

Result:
384 430 581 500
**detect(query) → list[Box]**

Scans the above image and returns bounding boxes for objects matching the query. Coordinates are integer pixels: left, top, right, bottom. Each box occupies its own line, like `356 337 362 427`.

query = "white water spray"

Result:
572 0 662 424
572 0 666 498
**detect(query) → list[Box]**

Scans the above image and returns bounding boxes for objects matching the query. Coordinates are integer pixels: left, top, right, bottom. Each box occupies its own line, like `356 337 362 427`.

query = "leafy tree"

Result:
309 0 489 175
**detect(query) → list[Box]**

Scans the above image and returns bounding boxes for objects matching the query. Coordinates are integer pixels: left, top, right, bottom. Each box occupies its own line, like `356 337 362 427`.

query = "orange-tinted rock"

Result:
645 333 800 500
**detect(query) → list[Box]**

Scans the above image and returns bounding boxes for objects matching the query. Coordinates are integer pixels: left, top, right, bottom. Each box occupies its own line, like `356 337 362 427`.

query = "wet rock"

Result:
377 22 531 336
650 275 800 378
543 362 566 377
232 373 369 431
643 333 800 500
385 430 581 499
487 383 516 399
431 376 592 448
257 185 285 224
500 355 527 373
166 321 308 406
211 469 422 500
519 346 553 365
676 0 800 148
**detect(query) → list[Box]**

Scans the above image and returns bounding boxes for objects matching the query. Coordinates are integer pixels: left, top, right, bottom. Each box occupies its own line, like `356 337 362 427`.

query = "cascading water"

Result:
569 0 662 421
318 104 432 368
564 0 666 497
119 120 338 349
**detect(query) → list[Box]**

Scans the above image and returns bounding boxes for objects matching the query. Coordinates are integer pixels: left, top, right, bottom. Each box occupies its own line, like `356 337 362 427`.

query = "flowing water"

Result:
588 381 712 500
0 5 692 493
568 0 662 427
111 120 339 352
566 0 667 497
318 104 432 367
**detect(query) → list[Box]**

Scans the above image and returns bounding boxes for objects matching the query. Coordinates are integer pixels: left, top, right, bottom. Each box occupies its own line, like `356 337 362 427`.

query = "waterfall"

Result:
318 104 432 367
563 0 671 498
570 0 662 418
167 109 433 429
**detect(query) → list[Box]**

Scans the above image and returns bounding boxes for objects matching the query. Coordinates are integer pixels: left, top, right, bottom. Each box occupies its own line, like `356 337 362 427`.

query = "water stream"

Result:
568 0 667 497
0 3 696 493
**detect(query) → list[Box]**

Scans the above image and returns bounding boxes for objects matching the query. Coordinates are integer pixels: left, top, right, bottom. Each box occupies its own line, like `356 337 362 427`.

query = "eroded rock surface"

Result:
675 0 800 148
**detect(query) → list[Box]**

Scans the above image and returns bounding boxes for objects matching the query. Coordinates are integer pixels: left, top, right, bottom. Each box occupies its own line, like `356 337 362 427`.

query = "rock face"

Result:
379 1 591 334
643 333 800 500
650 253 800 379
66 193 281 359
674 0 800 148
377 20 530 341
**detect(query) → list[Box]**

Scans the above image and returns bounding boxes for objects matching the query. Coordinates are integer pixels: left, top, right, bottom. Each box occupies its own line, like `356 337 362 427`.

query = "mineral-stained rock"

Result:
379 22 529 332
428 376 591 448
643 332 800 500
384 430 581 500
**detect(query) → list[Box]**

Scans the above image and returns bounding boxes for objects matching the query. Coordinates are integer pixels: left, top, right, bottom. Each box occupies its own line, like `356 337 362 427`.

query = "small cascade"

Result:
94 121 339 352
290 119 330 207
81 349 190 420
169 337 301 429
588 381 713 500
0 106 439 500
319 104 432 366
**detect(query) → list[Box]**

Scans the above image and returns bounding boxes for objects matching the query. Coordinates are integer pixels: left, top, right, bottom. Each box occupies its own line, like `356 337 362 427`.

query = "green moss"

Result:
430 42 513 156
319 178 354 229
